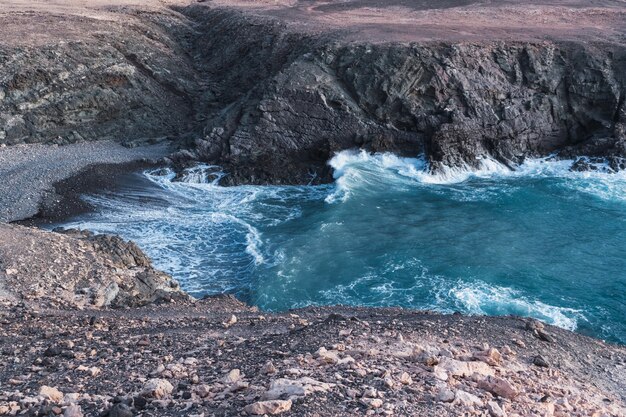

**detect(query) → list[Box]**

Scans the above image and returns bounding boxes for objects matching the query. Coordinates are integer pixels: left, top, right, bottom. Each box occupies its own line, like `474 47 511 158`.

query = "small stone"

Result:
195 385 211 398
454 390 483 407
263 361 277 374
535 329 555 343
315 347 339 364
142 378 174 399
63 405 83 417
183 357 198 366
44 346 62 357
478 376 519 399
222 369 241 384
108 403 133 417
526 319 545 331
512 339 526 348
436 387 455 403
473 348 502 366
360 398 383 409
244 400 292 415
39 386 63 403
487 401 507 417
133 396 147 410
223 315 237 328
533 355 550 368
398 371 412 385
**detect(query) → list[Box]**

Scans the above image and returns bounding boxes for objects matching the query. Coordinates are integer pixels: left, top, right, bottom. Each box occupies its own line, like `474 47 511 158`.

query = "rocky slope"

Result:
0 223 624 417
1 0 625 184
0 225 187 309
0 293 625 417
1 2 626 415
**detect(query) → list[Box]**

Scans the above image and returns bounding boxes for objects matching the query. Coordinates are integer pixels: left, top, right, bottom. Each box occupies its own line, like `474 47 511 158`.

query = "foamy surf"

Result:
442 281 583 331
49 154 626 344
326 150 626 203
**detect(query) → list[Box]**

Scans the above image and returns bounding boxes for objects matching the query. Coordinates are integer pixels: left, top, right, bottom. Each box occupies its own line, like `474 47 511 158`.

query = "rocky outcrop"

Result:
0 8 198 146
1 2 625 184
0 224 187 309
187 8 626 183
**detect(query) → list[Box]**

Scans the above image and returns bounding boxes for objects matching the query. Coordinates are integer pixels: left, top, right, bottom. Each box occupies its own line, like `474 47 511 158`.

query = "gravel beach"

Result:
0 142 171 223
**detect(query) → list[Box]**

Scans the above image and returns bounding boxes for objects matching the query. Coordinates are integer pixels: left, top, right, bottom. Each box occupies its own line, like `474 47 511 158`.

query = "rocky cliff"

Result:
1 0 625 184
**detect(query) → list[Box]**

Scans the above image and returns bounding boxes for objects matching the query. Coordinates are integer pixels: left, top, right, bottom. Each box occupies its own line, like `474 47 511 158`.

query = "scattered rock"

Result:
223 315 237 328
473 348 502 366
454 390 483 407
222 369 241 384
263 377 333 400
487 401 507 417
142 378 174 399
39 386 63 403
478 376 519 399
360 398 383 408
244 400 292 415
63 405 83 417
436 357 495 378
533 355 550 368
436 386 456 403
107 403 133 417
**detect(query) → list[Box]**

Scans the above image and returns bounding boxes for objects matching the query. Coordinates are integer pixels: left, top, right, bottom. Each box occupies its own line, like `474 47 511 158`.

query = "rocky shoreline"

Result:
1 286 625 417
1 0 626 416
1 0 625 184
0 153 624 417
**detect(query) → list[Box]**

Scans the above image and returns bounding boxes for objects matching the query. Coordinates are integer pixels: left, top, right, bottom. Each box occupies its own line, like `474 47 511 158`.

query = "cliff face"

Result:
1 1 625 183
0 8 198 145
190 15 626 182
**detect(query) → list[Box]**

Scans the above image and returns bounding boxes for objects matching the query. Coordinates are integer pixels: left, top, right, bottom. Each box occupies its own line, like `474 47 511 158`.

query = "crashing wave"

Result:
326 150 626 202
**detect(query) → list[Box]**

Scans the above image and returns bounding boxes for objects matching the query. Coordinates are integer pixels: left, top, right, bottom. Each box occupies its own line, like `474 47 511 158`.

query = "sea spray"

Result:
52 151 626 344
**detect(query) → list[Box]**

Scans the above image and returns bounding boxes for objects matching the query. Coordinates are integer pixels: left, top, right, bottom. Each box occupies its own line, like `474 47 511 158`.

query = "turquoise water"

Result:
56 151 626 343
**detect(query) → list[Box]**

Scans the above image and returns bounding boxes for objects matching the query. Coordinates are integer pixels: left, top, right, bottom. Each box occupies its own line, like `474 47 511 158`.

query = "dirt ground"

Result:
0 0 624 46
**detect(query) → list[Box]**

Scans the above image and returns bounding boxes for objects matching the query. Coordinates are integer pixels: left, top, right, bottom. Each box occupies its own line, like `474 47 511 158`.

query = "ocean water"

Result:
54 151 626 344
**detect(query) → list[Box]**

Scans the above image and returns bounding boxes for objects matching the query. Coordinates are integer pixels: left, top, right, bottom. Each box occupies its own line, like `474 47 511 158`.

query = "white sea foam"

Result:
326 150 626 202
441 280 584 331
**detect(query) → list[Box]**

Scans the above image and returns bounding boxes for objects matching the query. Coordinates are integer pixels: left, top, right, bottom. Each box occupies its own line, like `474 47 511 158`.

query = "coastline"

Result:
0 0 624 415
0 141 172 224
0 143 624 415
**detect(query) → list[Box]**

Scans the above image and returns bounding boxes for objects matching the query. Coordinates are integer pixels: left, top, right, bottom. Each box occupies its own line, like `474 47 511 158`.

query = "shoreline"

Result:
0 144 624 415
0 0 624 414
0 141 173 224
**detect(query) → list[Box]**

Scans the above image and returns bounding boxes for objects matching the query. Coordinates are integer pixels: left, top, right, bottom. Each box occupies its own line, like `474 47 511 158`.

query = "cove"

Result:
51 151 626 344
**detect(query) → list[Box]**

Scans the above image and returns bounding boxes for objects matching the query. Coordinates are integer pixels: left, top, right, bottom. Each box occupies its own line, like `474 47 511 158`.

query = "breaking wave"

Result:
52 150 626 344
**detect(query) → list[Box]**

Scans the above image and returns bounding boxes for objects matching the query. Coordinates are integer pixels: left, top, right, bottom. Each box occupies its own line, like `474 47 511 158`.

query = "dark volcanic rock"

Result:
1 2 625 184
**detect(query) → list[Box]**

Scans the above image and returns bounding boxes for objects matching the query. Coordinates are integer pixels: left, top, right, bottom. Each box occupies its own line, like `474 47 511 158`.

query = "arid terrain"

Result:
1 0 626 416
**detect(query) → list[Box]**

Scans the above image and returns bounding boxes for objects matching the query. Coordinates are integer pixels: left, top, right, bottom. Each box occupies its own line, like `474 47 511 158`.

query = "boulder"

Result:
263 377 333 400
478 376 519 399
435 358 495 379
